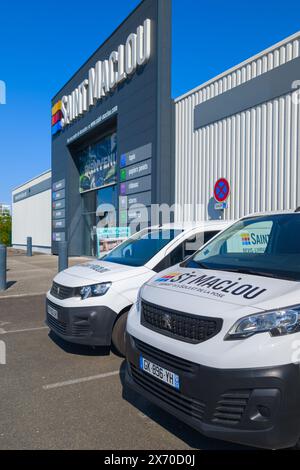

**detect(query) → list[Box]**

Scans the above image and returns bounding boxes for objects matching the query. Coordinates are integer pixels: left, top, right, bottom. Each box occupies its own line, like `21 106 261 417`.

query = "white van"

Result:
125 211 300 449
46 221 230 355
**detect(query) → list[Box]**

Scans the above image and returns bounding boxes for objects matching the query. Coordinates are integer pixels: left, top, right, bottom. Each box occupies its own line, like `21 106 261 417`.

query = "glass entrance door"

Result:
82 190 97 257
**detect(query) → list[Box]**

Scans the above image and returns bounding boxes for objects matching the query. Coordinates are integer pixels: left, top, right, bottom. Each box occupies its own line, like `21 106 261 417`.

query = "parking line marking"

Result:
43 370 120 390
0 326 48 335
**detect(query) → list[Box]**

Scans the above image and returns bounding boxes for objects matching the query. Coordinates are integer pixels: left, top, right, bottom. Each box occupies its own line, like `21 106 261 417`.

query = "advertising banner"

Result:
77 132 117 193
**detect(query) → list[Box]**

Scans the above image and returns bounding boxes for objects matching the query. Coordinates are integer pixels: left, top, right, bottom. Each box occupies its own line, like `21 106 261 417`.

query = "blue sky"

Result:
0 0 300 203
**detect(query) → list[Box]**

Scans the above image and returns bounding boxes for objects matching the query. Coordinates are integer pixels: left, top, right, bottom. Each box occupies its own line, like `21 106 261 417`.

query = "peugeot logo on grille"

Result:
57 286 60 295
162 313 172 330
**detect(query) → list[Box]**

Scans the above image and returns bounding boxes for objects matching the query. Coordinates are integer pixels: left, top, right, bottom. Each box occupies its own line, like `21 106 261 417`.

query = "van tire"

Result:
112 311 129 357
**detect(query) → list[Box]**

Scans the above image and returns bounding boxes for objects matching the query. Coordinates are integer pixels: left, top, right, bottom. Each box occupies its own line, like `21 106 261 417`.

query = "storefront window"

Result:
77 131 118 257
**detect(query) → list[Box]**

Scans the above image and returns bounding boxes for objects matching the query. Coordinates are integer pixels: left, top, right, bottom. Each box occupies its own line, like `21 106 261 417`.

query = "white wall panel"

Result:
12 171 52 251
12 190 52 249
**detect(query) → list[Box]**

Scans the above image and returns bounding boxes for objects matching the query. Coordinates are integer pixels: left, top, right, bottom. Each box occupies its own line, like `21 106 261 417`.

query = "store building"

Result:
175 31 300 223
51 0 173 257
12 170 52 253
12 0 300 257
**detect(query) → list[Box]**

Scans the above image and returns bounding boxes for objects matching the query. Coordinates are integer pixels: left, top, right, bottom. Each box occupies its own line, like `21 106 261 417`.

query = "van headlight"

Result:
226 307 300 340
135 288 142 314
79 282 111 300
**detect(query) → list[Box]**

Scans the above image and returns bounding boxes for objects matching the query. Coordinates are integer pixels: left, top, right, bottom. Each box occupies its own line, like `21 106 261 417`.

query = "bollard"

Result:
27 237 32 257
58 241 68 272
0 244 7 291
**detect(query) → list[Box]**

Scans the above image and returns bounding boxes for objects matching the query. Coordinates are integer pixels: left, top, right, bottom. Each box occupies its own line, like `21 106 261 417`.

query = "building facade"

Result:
51 0 173 257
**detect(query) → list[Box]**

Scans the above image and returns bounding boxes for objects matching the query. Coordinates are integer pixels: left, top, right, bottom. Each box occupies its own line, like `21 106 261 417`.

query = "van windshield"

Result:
185 214 300 281
101 229 182 267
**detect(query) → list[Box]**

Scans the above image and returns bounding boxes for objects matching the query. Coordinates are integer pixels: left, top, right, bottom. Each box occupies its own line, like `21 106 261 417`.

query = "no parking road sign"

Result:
214 178 230 203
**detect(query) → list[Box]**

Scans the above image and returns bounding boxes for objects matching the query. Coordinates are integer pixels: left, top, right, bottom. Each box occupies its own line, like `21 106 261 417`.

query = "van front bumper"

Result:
46 298 117 346
125 333 300 449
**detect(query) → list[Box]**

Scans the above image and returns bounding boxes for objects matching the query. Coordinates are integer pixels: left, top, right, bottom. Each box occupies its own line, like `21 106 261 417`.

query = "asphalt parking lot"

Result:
0 294 250 450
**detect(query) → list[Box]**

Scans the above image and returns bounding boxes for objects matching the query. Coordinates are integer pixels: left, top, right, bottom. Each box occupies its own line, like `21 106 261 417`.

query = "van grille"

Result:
50 281 76 300
47 306 67 336
71 323 90 337
134 338 195 373
212 390 251 426
141 301 223 344
130 364 206 422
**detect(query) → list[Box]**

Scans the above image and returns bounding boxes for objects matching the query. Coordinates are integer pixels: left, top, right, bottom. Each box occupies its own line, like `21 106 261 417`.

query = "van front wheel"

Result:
111 311 129 357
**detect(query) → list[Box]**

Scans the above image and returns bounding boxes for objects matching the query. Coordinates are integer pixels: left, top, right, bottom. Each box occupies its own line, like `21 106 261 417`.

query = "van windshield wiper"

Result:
188 264 298 281
186 260 209 270
218 267 278 279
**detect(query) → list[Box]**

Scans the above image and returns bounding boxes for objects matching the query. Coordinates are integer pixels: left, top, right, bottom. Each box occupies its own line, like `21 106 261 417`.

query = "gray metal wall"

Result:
51 0 173 256
175 32 300 222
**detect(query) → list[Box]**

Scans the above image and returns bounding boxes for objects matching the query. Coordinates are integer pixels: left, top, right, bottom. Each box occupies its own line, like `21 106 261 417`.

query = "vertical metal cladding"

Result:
175 33 300 222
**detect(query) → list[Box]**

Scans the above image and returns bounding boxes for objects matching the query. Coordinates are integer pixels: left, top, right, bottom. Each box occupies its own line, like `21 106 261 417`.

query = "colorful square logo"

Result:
120 183 126 196
51 100 63 136
155 272 181 282
241 233 251 246
120 155 127 168
120 169 127 182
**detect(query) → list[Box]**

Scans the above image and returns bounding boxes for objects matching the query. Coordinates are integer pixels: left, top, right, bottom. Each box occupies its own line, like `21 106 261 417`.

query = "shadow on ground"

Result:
48 330 111 357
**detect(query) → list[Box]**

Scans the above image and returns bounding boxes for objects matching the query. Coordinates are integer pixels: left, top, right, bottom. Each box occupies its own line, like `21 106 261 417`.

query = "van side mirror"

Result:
186 235 196 243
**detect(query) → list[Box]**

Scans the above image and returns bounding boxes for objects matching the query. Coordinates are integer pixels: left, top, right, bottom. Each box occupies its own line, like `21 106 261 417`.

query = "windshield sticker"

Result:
83 263 110 274
155 271 267 300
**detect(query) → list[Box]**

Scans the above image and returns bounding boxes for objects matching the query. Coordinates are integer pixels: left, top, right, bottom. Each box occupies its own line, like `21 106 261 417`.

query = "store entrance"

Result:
72 128 118 257
81 185 118 257
82 191 97 257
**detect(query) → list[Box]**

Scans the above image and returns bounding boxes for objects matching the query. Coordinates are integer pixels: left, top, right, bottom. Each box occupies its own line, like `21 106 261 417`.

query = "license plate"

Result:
47 304 58 320
140 356 180 390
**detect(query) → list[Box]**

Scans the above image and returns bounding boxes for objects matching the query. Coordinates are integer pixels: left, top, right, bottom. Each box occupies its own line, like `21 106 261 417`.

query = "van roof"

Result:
242 210 297 219
149 220 234 232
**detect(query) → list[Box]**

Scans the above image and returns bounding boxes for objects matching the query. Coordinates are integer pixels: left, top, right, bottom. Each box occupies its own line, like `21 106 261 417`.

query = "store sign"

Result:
51 19 152 135
52 189 65 201
52 199 65 210
120 143 152 168
120 175 151 196
53 232 65 242
120 159 151 182
53 209 65 220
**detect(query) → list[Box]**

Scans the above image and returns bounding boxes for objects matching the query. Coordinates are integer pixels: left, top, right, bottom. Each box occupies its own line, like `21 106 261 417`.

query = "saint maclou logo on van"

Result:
155 272 267 300
83 263 110 274
241 232 270 247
